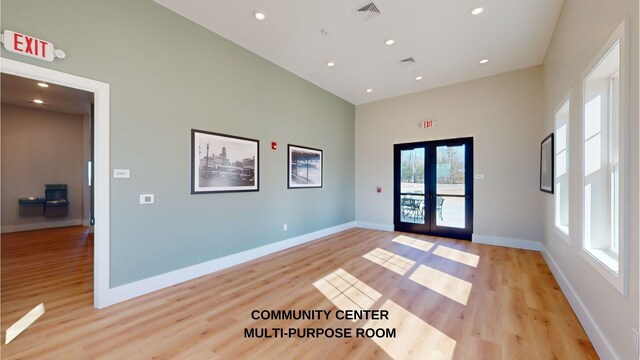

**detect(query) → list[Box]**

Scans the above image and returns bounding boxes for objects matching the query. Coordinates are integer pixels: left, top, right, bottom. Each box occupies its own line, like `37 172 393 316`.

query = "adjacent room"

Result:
1 73 95 349
0 0 638 359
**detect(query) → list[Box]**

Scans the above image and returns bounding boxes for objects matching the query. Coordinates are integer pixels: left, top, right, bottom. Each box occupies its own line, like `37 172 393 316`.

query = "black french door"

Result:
393 137 473 240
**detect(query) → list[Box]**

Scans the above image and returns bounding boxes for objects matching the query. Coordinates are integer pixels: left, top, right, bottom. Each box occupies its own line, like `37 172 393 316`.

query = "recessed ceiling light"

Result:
326 62 335 67
385 39 395 46
480 59 489 64
365 89 373 93
415 76 423 81
32 99 44 104
254 12 266 20
471 7 484 16
37 82 49 88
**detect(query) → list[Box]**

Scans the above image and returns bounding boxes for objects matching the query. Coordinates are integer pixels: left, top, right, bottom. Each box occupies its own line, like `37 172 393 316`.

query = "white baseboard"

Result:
99 221 357 308
541 245 618 360
82 219 92 227
472 234 541 251
355 221 394 232
1 219 83 233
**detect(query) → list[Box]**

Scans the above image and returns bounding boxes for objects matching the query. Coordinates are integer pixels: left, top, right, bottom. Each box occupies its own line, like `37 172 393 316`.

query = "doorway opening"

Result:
1 73 95 231
1 72 95 332
1 58 110 309
393 137 473 240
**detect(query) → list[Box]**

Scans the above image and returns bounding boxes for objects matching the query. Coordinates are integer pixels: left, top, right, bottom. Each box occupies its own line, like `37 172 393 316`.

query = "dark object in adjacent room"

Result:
44 184 69 217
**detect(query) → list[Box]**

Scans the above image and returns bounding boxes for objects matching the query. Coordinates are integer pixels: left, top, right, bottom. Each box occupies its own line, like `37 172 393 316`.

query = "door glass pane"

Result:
400 194 425 224
400 148 425 194
436 145 465 195
436 196 465 228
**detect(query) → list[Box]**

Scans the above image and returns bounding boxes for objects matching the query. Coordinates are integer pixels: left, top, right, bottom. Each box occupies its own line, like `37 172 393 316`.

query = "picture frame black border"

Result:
191 129 260 194
540 133 554 194
287 144 323 189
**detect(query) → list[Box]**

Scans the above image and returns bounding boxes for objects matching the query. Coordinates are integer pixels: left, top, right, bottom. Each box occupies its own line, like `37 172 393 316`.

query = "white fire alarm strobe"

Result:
420 120 438 129
0 30 66 62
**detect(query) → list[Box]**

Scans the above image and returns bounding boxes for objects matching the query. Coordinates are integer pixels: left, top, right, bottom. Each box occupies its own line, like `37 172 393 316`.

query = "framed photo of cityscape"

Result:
288 145 323 189
191 129 259 194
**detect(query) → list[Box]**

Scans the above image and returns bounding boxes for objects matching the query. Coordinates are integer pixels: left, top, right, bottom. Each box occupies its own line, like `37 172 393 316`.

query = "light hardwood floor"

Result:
1 226 597 359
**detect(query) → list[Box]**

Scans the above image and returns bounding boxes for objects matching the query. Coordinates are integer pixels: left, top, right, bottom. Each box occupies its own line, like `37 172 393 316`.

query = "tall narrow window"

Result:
554 98 570 240
581 20 627 294
608 73 619 254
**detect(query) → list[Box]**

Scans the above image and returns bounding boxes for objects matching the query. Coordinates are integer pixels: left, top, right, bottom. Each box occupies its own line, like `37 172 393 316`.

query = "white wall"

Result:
355 66 544 246
1 104 85 232
541 0 639 359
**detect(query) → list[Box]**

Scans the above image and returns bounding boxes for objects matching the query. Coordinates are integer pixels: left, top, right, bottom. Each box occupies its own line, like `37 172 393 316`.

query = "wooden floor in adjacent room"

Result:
1 226 597 359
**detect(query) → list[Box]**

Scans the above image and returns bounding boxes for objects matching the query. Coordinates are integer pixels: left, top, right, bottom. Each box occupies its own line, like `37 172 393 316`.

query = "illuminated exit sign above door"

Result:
421 120 438 129
1 30 65 62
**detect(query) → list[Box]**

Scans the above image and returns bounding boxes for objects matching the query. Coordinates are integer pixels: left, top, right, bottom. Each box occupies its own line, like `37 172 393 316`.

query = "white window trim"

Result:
553 92 571 245
580 19 629 295
608 73 620 255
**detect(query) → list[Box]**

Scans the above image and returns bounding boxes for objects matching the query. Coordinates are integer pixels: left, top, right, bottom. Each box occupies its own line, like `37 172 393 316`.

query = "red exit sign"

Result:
421 120 437 129
2 30 55 62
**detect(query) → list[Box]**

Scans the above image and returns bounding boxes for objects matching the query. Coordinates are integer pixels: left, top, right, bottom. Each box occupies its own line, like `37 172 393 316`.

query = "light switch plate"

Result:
139 194 154 205
475 173 485 180
113 169 131 178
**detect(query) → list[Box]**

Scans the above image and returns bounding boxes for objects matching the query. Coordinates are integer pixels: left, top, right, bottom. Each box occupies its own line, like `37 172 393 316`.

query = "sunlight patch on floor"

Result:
409 265 472 306
392 235 434 252
433 245 480 268
364 299 456 360
363 248 416 275
313 268 381 322
5 303 45 344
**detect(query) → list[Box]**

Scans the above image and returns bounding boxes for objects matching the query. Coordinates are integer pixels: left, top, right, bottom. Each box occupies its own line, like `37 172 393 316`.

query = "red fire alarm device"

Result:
271 142 277 150
376 187 382 193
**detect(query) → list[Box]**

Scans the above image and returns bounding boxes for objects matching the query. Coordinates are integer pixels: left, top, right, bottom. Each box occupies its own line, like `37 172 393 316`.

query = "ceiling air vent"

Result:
400 57 416 63
355 2 381 22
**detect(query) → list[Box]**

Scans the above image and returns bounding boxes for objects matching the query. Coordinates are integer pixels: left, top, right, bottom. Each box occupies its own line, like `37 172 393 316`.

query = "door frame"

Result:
1 58 111 309
393 137 474 240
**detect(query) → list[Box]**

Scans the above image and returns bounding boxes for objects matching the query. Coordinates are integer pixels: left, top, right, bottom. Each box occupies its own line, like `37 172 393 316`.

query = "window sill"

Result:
585 247 618 274
580 245 625 295
554 225 570 244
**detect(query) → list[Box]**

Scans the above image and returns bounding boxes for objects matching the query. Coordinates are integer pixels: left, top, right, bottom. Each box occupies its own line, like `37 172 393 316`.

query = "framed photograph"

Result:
288 145 323 189
191 129 259 194
540 133 554 194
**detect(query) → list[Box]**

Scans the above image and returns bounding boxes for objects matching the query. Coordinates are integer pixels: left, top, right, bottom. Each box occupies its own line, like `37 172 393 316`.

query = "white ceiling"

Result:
155 0 563 105
2 73 93 115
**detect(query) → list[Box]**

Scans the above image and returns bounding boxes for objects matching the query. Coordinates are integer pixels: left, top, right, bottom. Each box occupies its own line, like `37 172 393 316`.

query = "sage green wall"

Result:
1 0 355 287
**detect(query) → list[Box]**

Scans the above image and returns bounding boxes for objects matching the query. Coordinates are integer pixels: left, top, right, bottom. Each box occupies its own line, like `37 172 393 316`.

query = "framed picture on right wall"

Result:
540 133 554 194
288 145 323 189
